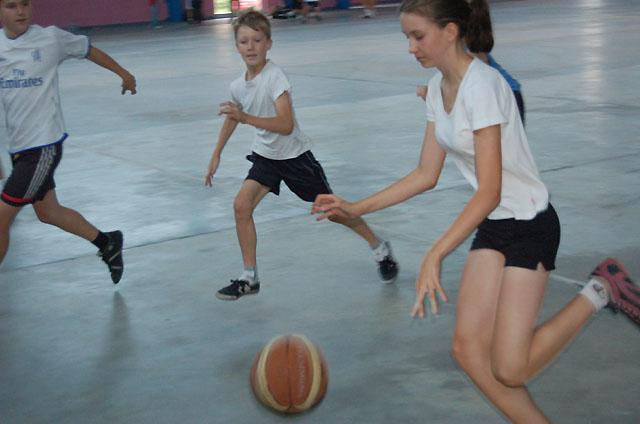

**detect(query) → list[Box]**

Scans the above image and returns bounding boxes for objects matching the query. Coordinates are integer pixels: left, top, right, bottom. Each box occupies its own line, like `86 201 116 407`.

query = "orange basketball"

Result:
250 334 329 413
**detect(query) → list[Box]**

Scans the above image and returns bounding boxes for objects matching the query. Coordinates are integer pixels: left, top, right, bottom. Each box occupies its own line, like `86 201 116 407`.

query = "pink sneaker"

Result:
591 258 640 325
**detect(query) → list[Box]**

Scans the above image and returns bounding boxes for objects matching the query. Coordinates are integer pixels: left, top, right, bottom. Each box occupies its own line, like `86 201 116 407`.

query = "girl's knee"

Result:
491 355 528 387
491 344 529 387
451 335 486 373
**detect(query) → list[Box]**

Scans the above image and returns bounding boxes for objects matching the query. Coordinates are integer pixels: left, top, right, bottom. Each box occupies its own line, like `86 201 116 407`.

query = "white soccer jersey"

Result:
425 58 548 220
0 25 90 154
230 60 312 160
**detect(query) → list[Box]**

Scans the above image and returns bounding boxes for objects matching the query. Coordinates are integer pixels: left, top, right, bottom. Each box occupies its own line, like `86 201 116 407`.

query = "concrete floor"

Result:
1 1 639 422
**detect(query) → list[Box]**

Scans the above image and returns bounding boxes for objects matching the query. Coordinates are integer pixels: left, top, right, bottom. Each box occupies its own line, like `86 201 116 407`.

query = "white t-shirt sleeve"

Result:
230 84 240 105
269 67 291 101
424 75 440 122
463 76 508 131
52 27 90 62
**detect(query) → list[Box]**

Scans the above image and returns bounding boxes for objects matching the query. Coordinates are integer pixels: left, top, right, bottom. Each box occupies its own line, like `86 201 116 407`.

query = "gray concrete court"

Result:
1 0 639 422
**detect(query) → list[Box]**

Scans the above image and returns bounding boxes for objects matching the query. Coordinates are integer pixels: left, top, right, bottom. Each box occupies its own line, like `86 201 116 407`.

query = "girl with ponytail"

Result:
417 0 526 125
314 0 638 422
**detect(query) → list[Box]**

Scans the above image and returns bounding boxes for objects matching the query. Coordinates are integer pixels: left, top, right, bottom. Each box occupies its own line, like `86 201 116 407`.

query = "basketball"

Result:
250 334 329 413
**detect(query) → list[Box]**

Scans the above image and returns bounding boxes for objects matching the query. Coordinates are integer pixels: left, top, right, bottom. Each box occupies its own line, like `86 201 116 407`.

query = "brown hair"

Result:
399 0 494 53
232 9 271 40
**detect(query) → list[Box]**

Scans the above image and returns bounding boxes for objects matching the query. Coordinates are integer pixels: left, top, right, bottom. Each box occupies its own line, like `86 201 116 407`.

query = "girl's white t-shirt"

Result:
230 60 312 160
0 25 90 153
425 58 548 220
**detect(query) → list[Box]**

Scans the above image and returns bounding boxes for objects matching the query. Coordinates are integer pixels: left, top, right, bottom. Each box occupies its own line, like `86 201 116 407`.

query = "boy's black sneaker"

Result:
98 231 124 284
216 279 260 301
374 241 398 283
378 256 399 283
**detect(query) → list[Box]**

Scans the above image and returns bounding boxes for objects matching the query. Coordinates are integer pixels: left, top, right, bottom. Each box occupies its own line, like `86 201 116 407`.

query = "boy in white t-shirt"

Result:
0 0 137 283
205 10 398 300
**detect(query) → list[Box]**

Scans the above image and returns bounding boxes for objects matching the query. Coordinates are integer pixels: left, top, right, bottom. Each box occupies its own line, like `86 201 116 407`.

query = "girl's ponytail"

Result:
465 0 494 53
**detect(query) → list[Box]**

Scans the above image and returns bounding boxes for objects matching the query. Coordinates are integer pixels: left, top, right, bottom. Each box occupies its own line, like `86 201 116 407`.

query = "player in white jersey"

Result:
0 0 137 283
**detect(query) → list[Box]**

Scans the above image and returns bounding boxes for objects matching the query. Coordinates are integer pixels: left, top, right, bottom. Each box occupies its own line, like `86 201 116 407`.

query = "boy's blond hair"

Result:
232 9 271 40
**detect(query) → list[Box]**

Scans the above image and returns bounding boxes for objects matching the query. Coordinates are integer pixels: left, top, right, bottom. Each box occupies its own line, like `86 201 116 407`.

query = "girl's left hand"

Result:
218 101 246 123
411 250 449 318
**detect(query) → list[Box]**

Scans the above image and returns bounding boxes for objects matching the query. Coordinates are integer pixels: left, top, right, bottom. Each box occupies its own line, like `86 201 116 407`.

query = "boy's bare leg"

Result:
329 215 378 248
32 190 99 241
0 201 21 264
234 179 271 269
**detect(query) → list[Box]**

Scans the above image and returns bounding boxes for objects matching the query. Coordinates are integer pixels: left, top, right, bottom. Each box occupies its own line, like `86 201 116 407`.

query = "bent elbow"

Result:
489 191 501 209
281 121 294 136
424 175 439 191
419 173 439 192
416 167 439 192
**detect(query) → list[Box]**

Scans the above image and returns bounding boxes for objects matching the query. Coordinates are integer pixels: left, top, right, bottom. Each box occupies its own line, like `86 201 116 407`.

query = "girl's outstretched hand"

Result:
411 250 449 318
312 194 358 221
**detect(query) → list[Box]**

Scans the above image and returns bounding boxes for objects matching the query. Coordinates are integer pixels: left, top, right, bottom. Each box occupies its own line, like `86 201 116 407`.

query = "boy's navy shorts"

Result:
1 143 62 207
470 203 560 271
245 151 332 202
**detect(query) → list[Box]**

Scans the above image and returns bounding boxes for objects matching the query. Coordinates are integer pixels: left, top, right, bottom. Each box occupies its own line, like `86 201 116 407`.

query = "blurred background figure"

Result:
149 0 163 28
185 0 194 23
192 0 204 24
361 0 376 18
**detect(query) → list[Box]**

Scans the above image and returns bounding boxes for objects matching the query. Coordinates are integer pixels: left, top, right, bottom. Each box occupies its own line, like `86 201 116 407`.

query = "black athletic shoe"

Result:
378 256 399 283
375 241 399 283
216 279 260 301
98 230 124 284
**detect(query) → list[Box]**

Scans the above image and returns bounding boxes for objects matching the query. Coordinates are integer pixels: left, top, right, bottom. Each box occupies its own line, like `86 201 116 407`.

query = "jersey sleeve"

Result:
463 74 508 131
269 67 292 101
52 27 90 62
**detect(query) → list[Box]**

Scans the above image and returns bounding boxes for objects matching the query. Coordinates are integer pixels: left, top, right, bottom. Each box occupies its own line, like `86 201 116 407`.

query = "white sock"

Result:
372 240 389 262
239 267 258 285
579 278 610 313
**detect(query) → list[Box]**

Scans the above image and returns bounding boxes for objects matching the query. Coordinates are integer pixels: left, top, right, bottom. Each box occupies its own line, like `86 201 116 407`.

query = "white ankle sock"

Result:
239 267 258 285
579 278 610 313
372 240 389 262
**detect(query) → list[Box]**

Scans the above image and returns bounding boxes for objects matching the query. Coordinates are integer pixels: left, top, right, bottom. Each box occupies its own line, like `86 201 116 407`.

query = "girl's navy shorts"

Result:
470 203 560 271
245 150 332 202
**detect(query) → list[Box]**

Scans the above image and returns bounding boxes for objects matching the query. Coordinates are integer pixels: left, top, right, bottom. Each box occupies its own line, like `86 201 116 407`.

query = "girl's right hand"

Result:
204 155 220 187
411 249 448 318
312 194 358 220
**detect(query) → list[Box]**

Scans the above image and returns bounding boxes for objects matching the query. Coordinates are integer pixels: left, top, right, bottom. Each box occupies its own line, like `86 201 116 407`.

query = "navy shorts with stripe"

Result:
245 151 332 202
1 143 63 207
470 203 560 271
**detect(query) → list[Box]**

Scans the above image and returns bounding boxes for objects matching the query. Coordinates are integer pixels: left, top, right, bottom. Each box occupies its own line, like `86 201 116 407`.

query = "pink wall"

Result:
32 1 214 28
29 0 350 28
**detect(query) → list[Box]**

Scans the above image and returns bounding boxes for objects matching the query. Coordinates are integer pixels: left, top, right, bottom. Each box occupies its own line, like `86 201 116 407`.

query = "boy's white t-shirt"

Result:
0 25 90 154
230 60 312 160
425 57 548 220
